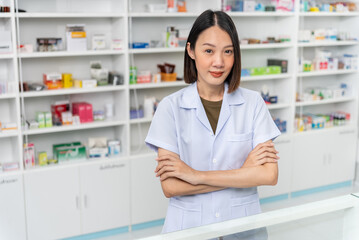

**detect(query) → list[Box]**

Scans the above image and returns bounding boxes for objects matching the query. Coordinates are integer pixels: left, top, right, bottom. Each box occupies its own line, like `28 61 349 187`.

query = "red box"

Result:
51 101 70 125
72 102 93 123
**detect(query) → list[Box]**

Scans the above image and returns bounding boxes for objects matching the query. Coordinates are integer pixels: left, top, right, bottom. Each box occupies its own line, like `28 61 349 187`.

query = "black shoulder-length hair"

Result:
184 9 241 93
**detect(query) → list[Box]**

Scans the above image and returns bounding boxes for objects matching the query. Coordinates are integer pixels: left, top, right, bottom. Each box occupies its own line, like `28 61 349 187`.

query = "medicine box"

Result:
267 59 288 73
36 112 45 128
72 102 93 123
66 24 87 52
24 143 35 168
51 101 70 125
44 112 52 128
38 151 48 166
53 142 86 162
43 73 63 89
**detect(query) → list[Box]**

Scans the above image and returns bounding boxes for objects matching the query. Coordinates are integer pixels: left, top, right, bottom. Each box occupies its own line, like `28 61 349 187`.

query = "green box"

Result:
36 112 45 128
53 142 83 161
54 144 87 162
267 66 282 74
44 112 53 128
250 67 265 76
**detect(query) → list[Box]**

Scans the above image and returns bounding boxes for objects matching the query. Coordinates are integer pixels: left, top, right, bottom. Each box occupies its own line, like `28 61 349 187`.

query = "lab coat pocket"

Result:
230 193 260 219
170 198 202 230
226 132 253 169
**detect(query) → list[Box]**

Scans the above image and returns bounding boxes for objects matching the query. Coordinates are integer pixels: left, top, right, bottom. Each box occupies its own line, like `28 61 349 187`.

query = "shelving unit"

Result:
0 0 358 239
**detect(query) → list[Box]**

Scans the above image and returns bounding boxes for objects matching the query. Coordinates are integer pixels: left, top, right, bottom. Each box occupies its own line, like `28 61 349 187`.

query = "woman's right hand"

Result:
242 140 279 168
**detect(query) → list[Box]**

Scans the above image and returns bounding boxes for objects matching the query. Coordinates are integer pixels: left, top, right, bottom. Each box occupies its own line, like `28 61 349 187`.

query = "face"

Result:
187 25 234 89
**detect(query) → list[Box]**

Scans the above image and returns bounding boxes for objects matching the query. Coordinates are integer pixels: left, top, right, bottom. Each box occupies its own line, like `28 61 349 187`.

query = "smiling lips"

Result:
209 71 224 78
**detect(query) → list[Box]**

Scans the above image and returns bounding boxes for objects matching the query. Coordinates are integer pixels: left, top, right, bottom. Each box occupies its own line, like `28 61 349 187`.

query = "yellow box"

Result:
62 73 73 88
74 79 82 88
38 151 48 166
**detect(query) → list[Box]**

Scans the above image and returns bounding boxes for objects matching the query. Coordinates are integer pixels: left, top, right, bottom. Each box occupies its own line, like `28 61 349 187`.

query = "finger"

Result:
257 152 280 160
256 158 278 166
160 172 176 181
253 141 275 152
156 166 175 177
255 146 279 156
156 155 179 162
155 160 173 173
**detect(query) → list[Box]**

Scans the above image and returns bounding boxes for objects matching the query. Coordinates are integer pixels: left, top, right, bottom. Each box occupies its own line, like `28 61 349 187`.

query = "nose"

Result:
212 52 224 69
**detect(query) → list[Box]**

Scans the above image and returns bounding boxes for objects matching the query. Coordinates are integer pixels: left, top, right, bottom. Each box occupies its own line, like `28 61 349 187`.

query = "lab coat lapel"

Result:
196 98 213 134
215 85 231 136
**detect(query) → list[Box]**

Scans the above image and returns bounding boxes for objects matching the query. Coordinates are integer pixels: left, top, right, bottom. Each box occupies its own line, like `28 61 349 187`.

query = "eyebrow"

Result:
202 43 233 48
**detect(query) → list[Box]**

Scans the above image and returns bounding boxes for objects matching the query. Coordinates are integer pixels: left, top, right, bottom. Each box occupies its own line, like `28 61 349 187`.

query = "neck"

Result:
197 81 224 101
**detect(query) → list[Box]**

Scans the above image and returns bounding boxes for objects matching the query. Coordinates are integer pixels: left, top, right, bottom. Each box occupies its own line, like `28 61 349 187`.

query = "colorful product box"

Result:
53 142 86 162
72 102 93 123
267 59 288 73
43 73 63 89
62 73 73 88
24 143 35 168
51 101 70 125
38 151 48 166
44 112 52 128
36 112 45 128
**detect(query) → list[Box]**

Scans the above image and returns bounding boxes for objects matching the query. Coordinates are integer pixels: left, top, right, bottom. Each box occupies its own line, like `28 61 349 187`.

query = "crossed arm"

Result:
155 140 279 198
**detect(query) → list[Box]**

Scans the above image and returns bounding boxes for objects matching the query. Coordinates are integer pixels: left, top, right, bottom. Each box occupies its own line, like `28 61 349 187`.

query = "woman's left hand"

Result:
155 154 200 185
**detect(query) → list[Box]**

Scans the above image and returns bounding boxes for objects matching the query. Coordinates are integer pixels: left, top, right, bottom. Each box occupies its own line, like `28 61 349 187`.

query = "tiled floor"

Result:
102 182 359 240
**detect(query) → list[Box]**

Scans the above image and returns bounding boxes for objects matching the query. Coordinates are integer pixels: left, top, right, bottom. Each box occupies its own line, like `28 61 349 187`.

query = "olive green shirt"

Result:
200 97 223 134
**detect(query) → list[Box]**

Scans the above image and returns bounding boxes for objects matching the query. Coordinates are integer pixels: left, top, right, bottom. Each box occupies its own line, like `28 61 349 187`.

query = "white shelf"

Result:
21 86 126 98
0 93 16 99
294 124 356 136
23 120 126 135
19 50 125 58
295 97 356 107
0 131 19 138
241 73 292 82
298 41 359 47
129 81 187 89
297 69 357 77
228 12 295 17
0 170 23 177
0 13 12 18
129 12 199 17
129 47 185 54
299 12 359 17
267 103 291 110
23 156 128 173
0 54 14 59
17 12 125 18
241 43 293 49
130 118 152 124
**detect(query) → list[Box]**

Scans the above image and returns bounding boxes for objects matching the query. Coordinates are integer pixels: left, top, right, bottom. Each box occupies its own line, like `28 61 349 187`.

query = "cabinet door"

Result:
24 167 81 240
80 160 130 234
0 174 27 240
258 135 292 198
292 129 357 192
130 154 168 225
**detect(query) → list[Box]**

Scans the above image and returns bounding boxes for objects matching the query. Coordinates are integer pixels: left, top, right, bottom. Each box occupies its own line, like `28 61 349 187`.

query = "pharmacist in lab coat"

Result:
145 10 281 239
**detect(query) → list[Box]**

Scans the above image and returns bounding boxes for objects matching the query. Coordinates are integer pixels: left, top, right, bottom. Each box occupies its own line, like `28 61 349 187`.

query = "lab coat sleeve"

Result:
145 97 179 155
252 93 281 148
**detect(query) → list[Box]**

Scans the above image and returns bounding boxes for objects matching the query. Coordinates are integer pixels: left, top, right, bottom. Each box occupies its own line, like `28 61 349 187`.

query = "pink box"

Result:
72 102 93 123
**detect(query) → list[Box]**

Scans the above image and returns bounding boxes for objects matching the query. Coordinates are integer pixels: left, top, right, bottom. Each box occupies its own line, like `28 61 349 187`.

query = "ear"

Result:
186 42 195 60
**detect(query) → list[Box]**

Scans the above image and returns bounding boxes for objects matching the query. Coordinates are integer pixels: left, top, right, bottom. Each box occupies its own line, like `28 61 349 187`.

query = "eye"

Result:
225 49 233 54
205 49 213 54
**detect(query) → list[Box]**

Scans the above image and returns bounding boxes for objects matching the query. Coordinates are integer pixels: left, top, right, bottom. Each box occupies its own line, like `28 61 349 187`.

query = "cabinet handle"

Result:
76 196 80 210
84 195 88 208
339 130 355 135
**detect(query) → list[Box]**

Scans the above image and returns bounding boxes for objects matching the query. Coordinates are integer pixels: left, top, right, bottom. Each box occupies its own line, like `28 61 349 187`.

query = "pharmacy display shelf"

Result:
298 40 359 47
228 12 295 17
0 54 14 59
129 81 187 89
0 93 17 99
0 13 12 18
241 73 292 82
23 156 128 173
299 12 359 17
129 47 185 54
297 69 357 77
17 12 126 18
295 96 356 107
293 124 356 137
129 12 200 17
129 117 152 124
267 103 291 110
21 85 126 98
0 131 19 138
241 43 293 49
23 119 126 136
19 50 125 58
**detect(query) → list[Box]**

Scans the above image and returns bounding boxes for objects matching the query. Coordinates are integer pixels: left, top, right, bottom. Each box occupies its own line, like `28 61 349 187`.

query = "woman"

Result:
145 9 281 236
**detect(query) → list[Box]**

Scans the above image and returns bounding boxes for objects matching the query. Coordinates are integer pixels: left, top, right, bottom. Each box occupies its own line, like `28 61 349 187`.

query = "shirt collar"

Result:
179 81 245 109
